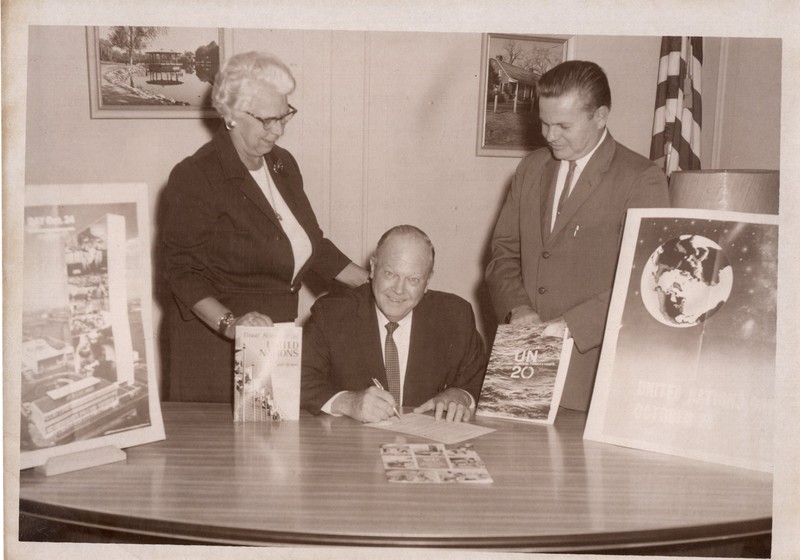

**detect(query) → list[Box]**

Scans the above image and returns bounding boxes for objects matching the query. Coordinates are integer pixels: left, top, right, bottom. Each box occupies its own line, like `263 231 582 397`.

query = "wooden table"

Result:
18 402 773 554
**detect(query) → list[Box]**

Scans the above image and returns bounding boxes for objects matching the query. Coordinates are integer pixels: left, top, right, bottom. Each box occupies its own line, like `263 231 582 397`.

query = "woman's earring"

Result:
225 120 236 130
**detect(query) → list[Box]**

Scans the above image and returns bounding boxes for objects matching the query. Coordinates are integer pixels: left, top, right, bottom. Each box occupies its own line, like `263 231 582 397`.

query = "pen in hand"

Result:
371 377 401 418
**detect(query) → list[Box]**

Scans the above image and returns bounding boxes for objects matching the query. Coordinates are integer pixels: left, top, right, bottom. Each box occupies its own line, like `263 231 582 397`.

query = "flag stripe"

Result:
650 36 702 177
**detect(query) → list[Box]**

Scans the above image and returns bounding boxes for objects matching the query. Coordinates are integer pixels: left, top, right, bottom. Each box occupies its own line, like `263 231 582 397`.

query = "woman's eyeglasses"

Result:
244 104 298 129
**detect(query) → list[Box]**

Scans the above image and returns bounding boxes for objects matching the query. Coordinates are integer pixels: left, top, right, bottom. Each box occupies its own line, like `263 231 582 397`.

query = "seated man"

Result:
301 225 486 423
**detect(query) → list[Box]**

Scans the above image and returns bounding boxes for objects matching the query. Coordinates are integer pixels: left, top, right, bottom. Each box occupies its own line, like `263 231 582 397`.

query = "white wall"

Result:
713 37 782 170
572 35 663 156
25 26 214 224
24 26 782 386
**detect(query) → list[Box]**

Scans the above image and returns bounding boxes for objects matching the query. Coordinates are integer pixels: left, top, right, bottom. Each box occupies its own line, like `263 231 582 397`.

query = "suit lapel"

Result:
264 150 320 282
404 295 437 404
239 168 283 228
266 150 309 228
265 151 294 207
539 158 560 244
360 289 391 387
213 127 283 228
549 133 616 240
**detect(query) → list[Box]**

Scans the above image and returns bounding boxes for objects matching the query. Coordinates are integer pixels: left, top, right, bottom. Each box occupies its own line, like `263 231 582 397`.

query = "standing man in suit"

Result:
302 225 486 423
485 60 670 412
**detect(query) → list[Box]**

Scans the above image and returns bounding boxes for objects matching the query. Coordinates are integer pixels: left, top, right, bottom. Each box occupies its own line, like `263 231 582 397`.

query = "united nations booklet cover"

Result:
234 325 302 422
476 320 573 424
584 208 778 472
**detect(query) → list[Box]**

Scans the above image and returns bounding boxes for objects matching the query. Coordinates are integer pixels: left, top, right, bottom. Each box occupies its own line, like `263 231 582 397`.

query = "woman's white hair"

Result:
212 51 295 122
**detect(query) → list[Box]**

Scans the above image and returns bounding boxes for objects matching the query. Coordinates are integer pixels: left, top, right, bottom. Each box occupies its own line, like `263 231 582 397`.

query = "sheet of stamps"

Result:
379 443 493 483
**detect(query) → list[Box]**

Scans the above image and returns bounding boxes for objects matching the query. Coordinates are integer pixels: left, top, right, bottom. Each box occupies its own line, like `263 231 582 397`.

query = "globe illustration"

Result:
641 235 733 327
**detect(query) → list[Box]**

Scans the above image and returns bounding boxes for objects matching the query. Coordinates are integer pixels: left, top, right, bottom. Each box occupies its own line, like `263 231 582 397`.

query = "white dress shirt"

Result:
321 308 413 415
321 305 475 415
550 128 608 231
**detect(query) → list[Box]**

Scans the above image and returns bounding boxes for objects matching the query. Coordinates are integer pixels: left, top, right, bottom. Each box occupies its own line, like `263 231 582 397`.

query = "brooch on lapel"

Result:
272 158 285 176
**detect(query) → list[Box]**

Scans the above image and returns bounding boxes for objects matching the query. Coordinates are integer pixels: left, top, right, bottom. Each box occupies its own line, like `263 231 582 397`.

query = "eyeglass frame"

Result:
243 104 298 129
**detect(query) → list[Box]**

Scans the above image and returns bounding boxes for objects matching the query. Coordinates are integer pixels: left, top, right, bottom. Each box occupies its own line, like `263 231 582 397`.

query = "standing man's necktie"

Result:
555 160 578 227
384 321 401 406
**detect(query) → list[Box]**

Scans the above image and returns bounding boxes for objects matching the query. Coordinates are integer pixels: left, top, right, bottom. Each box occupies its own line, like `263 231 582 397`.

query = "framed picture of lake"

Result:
86 26 231 118
476 34 573 157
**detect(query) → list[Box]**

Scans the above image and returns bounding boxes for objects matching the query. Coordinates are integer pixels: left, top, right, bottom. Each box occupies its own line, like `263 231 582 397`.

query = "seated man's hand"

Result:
509 304 542 325
413 388 473 422
331 386 397 423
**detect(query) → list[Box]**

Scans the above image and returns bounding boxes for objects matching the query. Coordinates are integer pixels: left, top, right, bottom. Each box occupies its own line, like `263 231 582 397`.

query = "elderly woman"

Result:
160 52 368 402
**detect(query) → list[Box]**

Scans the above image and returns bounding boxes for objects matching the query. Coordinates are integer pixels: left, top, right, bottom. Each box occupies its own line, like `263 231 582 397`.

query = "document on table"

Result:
367 413 495 444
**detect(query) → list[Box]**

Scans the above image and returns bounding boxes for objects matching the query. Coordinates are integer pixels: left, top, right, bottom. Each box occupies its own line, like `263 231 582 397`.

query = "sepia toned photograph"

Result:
86 26 226 118
477 33 572 156
6 5 795 558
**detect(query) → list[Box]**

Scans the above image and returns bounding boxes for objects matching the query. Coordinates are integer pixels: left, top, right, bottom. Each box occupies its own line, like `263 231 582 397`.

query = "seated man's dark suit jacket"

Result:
301 284 486 414
486 132 670 412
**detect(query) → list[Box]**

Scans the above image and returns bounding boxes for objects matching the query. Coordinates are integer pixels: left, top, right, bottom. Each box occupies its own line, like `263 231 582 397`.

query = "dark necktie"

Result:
384 322 401 406
555 160 578 226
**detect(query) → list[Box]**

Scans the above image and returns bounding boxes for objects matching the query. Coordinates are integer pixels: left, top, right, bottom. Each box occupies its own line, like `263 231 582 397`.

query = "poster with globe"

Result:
584 208 778 472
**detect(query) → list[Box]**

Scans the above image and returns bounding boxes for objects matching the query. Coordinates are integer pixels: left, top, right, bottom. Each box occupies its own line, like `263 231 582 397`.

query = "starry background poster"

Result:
585 209 778 472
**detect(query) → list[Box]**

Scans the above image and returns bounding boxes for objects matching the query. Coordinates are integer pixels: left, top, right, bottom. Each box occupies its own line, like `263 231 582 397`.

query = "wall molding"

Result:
711 37 730 169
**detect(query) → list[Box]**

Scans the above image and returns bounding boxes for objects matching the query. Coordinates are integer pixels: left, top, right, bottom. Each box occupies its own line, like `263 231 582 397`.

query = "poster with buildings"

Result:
584 208 778 472
21 183 165 469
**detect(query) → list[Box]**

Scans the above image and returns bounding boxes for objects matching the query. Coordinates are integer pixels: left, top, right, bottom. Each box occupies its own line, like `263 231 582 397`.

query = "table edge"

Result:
19 498 772 551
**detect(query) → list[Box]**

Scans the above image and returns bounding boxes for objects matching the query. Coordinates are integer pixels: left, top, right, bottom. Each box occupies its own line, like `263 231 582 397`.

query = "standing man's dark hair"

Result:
537 60 611 112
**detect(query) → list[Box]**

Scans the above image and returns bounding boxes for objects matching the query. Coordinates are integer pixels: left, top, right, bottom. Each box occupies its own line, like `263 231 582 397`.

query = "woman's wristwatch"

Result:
217 311 236 337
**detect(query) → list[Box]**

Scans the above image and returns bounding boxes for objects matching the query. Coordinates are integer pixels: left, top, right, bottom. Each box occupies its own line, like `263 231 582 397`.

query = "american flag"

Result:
650 36 703 178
